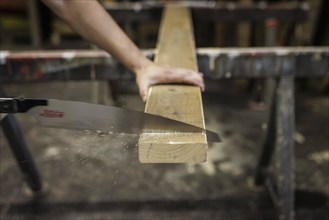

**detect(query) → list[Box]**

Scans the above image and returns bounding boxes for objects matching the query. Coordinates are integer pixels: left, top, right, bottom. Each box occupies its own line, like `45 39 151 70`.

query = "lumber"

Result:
138 6 207 163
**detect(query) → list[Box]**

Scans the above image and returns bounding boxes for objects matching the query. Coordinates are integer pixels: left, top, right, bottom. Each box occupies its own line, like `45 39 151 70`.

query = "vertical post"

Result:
225 22 238 47
254 81 277 185
1 115 43 192
254 18 296 220
275 77 295 220
0 89 43 193
27 0 42 48
254 18 279 185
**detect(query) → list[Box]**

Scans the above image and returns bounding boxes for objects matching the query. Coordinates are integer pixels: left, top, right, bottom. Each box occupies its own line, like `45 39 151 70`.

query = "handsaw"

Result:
0 98 220 142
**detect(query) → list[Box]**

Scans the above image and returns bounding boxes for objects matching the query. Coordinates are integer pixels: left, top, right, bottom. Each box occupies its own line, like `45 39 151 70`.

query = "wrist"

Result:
132 57 153 77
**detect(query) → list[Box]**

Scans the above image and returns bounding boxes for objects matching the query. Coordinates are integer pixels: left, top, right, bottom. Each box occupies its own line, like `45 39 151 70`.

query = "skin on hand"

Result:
136 62 205 102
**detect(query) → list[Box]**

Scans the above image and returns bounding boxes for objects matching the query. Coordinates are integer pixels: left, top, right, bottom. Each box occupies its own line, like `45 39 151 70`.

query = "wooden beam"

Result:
138 6 207 163
1 47 328 84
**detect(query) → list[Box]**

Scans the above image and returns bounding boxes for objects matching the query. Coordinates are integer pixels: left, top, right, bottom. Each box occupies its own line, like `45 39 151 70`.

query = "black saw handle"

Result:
0 98 48 113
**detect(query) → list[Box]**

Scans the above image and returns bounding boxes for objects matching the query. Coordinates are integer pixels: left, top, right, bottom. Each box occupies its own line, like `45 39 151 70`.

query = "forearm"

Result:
42 0 151 74
42 0 205 101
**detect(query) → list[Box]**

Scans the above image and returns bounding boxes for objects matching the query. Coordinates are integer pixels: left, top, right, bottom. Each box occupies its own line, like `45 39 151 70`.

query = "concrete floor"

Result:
0 80 328 220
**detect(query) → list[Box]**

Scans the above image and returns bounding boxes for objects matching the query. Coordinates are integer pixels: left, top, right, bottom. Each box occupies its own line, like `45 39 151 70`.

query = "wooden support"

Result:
138 6 207 163
27 0 41 48
275 76 295 220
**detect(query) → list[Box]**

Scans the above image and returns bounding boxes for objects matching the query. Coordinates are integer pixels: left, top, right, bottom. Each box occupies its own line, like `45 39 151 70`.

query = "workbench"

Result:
1 1 328 220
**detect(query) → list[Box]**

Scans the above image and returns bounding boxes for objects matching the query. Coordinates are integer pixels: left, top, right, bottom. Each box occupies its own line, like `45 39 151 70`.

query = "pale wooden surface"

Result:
138 6 207 163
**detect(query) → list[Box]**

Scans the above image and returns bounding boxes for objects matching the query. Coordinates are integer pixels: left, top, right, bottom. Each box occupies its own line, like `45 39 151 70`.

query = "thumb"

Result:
139 81 149 102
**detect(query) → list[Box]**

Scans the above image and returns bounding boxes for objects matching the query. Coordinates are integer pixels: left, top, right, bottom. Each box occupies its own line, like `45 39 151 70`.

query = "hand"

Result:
135 62 205 102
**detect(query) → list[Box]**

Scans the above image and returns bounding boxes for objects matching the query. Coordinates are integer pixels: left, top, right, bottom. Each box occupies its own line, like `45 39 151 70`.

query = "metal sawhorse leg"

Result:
254 76 295 220
0 88 43 194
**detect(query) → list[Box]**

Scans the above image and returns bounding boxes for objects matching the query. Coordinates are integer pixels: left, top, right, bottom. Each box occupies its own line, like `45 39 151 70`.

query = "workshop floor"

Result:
1 80 328 220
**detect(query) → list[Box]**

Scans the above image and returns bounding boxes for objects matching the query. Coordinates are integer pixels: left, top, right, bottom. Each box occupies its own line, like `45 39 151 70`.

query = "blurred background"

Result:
0 0 328 48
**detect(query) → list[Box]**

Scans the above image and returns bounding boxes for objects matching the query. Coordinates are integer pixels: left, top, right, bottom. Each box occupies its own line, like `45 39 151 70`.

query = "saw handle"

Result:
0 98 48 113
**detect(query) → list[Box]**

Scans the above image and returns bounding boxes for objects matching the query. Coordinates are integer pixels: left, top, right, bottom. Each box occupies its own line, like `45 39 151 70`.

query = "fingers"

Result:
136 64 206 102
141 87 148 102
136 76 150 102
170 68 205 91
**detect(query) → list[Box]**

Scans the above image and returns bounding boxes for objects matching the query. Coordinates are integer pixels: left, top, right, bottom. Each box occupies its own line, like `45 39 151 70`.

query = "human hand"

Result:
135 62 205 102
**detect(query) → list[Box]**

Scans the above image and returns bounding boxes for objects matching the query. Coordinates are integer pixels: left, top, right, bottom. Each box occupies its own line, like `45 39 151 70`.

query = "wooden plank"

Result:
138 6 207 163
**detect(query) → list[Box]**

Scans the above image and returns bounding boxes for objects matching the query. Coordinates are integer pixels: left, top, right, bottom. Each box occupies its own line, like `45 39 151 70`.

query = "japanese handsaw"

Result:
0 98 220 142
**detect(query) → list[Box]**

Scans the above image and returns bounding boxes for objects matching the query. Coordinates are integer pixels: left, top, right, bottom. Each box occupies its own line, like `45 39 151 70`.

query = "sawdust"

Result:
308 150 329 165
50 129 139 165
294 131 306 144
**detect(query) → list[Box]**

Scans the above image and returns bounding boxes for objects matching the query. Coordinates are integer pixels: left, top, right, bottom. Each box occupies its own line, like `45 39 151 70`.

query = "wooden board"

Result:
138 6 207 163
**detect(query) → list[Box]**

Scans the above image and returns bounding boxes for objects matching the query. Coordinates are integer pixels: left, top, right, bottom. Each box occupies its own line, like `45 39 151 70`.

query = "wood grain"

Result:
138 6 207 163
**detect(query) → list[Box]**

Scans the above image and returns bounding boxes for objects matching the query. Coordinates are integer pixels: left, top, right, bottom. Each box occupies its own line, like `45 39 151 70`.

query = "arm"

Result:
42 0 204 101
